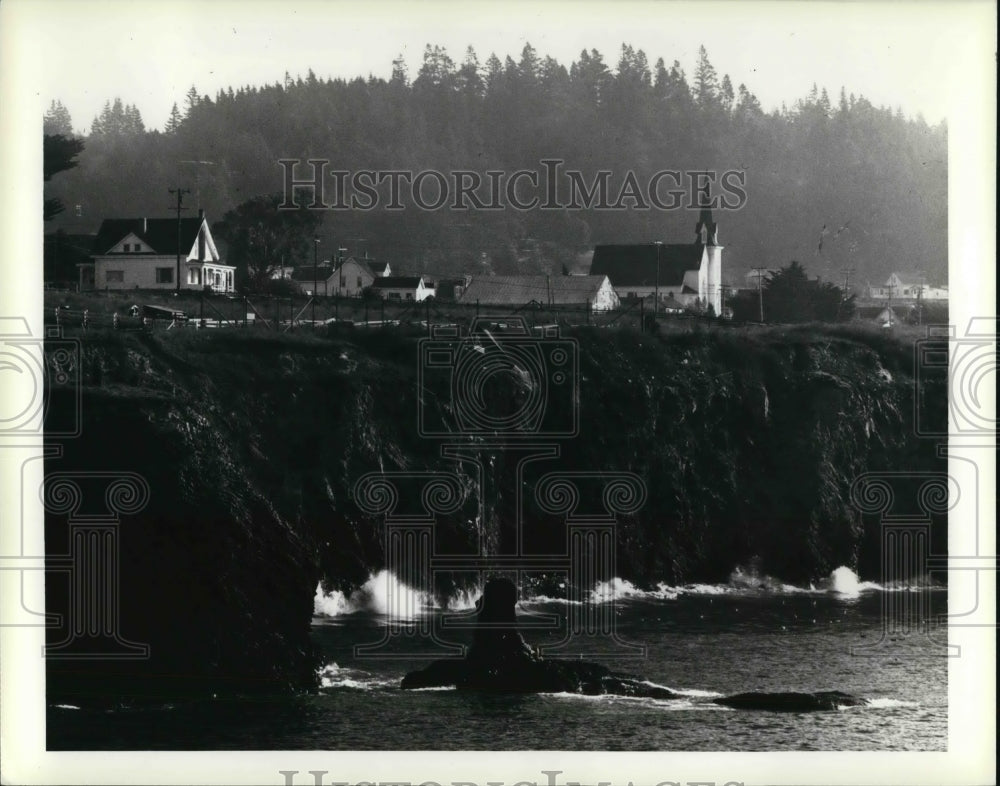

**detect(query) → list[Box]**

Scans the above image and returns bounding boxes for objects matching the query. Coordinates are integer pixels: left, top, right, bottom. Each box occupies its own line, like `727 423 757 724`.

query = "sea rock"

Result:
401 578 677 698
712 690 866 711
403 579 869 711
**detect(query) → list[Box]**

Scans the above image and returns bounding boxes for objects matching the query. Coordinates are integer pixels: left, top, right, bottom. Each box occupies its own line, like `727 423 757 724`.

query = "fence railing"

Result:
45 294 728 337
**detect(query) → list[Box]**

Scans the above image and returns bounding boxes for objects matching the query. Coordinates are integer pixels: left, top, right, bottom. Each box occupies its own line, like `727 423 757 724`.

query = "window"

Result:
357 276 363 288
106 270 124 283
155 267 173 284
388 292 401 300
340 275 346 286
405 292 413 300
214 272 221 287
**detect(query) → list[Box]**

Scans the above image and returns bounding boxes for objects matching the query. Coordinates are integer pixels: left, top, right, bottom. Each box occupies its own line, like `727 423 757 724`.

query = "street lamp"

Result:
653 241 663 319
313 235 320 326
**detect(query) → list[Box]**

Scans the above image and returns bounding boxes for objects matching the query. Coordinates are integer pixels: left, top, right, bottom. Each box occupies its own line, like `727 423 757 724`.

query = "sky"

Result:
11 0 980 133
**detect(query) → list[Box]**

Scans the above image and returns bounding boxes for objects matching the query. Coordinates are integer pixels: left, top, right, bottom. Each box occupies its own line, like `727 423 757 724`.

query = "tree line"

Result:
43 44 947 294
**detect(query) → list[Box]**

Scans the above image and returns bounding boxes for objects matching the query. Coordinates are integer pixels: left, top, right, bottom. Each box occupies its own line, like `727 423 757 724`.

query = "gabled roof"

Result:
93 217 204 256
342 257 376 279
370 276 423 289
290 267 335 282
459 275 611 305
590 243 705 287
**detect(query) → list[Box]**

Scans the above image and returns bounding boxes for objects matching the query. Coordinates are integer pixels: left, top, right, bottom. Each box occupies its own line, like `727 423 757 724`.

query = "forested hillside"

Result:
44 44 947 288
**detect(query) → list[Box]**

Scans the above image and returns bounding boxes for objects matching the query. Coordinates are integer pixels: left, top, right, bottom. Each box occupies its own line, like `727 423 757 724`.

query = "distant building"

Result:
292 257 377 297
80 212 234 293
362 257 391 277
458 274 619 311
433 276 470 301
369 275 434 302
867 272 948 301
589 203 723 314
856 304 901 328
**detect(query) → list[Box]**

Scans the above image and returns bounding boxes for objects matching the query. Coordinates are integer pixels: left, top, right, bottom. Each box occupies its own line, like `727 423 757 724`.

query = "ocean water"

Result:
48 568 948 751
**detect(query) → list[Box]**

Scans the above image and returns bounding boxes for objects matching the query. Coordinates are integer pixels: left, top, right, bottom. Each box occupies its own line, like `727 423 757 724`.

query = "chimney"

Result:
197 209 206 262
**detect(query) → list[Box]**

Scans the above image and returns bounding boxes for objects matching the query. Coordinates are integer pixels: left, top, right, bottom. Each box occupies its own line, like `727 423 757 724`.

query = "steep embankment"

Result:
45 323 946 702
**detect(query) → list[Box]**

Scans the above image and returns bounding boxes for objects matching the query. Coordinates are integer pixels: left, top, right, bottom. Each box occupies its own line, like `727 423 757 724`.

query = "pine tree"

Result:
185 86 200 116
457 46 483 96
44 100 74 136
484 53 504 93
720 74 735 113
693 45 719 107
390 54 409 86
165 102 182 133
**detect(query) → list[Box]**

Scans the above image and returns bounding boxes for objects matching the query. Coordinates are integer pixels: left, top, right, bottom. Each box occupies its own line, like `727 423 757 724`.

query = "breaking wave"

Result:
317 662 399 690
314 566 943 618
313 571 478 619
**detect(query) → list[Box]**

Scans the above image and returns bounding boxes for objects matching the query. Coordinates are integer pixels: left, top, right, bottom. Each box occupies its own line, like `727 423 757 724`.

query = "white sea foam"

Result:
823 566 883 597
865 697 920 709
317 662 398 690
313 563 942 622
314 571 437 619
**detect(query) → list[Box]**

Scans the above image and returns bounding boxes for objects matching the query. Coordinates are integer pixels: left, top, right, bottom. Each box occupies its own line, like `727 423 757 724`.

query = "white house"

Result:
80 212 234 293
589 204 723 315
867 273 948 301
292 257 378 297
369 276 434 302
458 274 619 310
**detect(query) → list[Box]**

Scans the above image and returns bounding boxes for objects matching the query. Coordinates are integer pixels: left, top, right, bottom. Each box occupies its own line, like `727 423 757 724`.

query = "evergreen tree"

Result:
720 74 735 113
165 102 183 133
185 85 200 116
43 133 84 220
44 100 74 136
390 53 409 86
457 46 483 96
693 45 719 107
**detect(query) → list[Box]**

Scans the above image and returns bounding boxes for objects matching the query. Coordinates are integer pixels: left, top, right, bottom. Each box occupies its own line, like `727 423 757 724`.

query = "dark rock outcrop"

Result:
713 690 867 711
403 579 870 712
402 578 677 698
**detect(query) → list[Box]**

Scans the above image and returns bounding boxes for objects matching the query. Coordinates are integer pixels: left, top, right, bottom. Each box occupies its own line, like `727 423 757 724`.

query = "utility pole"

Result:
654 241 663 319
837 266 855 320
313 235 320 327
168 187 191 292
751 267 768 322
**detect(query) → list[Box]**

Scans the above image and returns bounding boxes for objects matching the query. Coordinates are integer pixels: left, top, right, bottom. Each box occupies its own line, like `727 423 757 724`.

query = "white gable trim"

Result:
110 233 152 254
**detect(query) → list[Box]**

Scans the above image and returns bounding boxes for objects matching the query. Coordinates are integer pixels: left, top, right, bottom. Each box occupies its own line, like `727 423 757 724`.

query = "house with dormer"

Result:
589 204 724 315
866 273 948 302
80 211 235 293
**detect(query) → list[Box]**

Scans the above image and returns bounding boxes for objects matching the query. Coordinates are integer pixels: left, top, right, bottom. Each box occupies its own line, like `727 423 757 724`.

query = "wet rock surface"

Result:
403 579 868 711
401 579 677 698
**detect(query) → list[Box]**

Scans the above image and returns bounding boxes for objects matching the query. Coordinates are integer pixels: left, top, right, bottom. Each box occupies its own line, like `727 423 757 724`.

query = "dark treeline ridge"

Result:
45 44 946 287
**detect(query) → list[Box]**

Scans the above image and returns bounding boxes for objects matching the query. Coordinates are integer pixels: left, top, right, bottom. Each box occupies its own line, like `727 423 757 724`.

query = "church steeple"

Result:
694 182 718 246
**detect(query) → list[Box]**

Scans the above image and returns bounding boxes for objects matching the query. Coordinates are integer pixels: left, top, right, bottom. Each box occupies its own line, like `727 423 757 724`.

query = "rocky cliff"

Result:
44 322 946 702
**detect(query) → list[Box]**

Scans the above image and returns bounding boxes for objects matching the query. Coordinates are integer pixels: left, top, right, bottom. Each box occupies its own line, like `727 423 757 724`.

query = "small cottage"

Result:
369 276 434 302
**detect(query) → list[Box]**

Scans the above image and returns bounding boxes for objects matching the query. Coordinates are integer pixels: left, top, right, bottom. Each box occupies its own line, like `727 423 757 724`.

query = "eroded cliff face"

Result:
45 324 945 700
